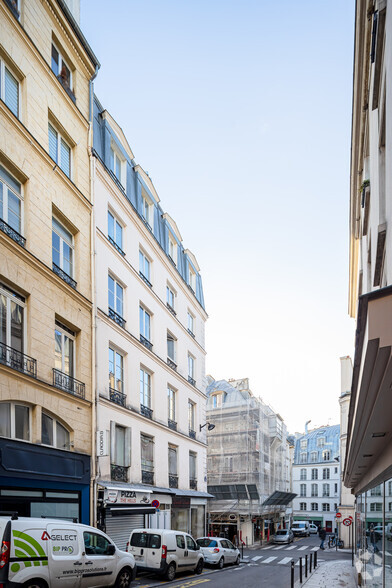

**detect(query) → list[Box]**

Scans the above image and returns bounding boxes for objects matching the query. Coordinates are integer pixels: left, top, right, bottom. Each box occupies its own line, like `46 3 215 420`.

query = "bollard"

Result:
310 552 313 572
291 560 294 588
314 549 317 568
241 542 244 560
299 557 303 583
305 554 308 578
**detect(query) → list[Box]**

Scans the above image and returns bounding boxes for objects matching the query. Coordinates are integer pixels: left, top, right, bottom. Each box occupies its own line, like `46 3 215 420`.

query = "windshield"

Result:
276 530 288 536
196 538 217 547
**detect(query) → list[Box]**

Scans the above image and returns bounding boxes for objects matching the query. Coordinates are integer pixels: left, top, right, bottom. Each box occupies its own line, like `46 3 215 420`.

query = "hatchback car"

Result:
273 529 294 544
196 537 240 568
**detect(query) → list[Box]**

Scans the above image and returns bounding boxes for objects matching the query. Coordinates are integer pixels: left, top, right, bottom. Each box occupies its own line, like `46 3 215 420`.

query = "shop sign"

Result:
104 489 151 505
96 430 109 456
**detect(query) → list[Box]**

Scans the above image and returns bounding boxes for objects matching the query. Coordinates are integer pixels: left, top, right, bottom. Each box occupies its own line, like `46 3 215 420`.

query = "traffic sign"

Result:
343 518 352 526
152 499 160 508
348 515 353 521
336 512 342 518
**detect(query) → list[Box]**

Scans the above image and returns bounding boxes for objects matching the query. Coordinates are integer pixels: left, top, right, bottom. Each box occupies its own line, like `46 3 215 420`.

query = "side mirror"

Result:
107 544 116 555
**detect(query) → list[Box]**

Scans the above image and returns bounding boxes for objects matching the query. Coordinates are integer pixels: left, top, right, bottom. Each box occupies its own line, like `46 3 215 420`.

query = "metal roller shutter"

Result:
105 510 145 551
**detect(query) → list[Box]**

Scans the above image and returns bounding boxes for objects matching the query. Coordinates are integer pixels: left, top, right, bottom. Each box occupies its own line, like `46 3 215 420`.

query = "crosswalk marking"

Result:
278 557 293 565
261 556 277 564
311 547 319 551
262 546 273 550
286 545 296 550
298 546 307 550
273 546 285 550
251 556 262 561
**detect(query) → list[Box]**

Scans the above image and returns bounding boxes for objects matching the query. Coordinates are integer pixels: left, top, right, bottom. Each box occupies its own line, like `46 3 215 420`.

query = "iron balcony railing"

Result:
0 219 25 247
140 335 153 351
167 357 177 370
188 376 196 386
169 474 178 489
189 429 196 440
111 464 128 482
108 307 126 328
141 404 153 419
142 470 154 485
0 342 37 378
109 387 126 407
166 302 176 316
52 263 77 289
53 368 85 399
108 235 125 257
189 478 197 491
139 271 152 288
141 217 153 233
168 419 177 431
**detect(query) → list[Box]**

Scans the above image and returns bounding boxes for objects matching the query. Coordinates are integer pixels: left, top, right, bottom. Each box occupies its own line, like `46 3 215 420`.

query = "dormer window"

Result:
168 235 177 265
189 266 196 292
110 145 125 189
141 192 153 231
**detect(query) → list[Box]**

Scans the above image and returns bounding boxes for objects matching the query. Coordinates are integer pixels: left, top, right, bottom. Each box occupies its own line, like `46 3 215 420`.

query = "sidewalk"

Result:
295 560 357 587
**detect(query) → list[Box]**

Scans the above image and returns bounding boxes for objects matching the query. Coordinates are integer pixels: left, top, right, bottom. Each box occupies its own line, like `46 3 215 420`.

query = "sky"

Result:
81 0 356 434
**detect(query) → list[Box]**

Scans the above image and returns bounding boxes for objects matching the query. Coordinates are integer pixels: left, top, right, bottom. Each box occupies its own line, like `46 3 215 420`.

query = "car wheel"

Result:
165 563 176 581
235 554 240 565
217 557 224 569
195 559 204 574
23 581 47 588
115 567 133 588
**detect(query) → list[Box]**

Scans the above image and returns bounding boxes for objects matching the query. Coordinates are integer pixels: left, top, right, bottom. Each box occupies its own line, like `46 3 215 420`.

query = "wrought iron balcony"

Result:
167 357 177 370
108 307 126 328
140 335 153 351
56 75 76 103
167 254 176 267
189 478 197 491
168 419 177 431
53 368 85 399
109 387 126 407
141 404 153 419
111 464 128 482
0 342 37 377
141 217 153 233
169 474 178 489
139 271 152 288
142 470 154 485
188 284 195 296
189 429 196 440
0 219 25 247
52 263 76 289
188 376 196 386
108 236 125 256
187 328 195 339
166 302 176 316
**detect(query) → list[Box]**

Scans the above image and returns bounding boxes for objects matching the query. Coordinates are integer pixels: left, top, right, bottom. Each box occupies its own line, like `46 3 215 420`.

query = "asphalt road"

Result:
131 534 353 588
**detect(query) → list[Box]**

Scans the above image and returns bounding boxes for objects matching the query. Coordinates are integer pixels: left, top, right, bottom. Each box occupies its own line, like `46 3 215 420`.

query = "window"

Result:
167 286 175 311
311 503 318 511
322 503 330 512
141 194 151 227
370 503 382 512
83 532 113 556
188 400 195 433
322 484 330 497
110 422 131 478
141 434 154 484
300 452 307 464
317 437 325 447
48 123 71 178
167 332 176 363
311 484 318 497
334 467 338 474
168 234 176 264
168 445 177 477
300 484 306 497
114 425 126 467
311 469 318 480
0 402 30 440
52 217 74 279
139 250 151 285
108 211 123 254
300 469 307 481
188 265 196 292
54 321 74 377
334 503 338 511
311 452 318 463
322 450 331 461
188 311 195 336
108 275 124 320
110 146 125 187
51 43 72 91
139 306 151 345
0 165 23 239
322 468 330 480
370 485 382 496
140 367 152 409
109 347 123 392
189 451 197 486
0 60 19 118
300 439 307 449
168 386 176 422
212 393 223 408
188 354 195 384
300 502 306 511
0 284 24 354
176 535 185 549
42 413 70 449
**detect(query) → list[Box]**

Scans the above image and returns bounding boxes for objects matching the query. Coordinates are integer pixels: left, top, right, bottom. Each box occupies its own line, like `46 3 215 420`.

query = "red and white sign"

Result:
336 512 342 518
343 518 352 526
348 516 353 521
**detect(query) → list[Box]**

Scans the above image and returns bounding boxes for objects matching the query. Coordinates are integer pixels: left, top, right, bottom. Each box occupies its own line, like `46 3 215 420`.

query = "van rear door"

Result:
145 532 162 570
46 523 82 587
129 531 148 568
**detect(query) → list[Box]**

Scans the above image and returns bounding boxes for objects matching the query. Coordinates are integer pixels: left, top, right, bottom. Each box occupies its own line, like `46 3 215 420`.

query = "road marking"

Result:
286 546 296 550
261 556 277 563
278 557 293 565
175 580 211 587
298 546 308 550
273 546 285 550
311 547 319 551
251 556 263 561
243 556 249 559
262 546 273 550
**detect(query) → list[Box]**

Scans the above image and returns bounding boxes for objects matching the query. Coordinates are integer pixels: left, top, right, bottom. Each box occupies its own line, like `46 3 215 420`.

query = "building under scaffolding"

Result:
206 377 295 545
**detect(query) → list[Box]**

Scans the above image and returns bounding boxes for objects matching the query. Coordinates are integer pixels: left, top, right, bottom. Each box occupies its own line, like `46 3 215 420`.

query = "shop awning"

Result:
207 484 259 501
98 480 172 495
262 491 297 506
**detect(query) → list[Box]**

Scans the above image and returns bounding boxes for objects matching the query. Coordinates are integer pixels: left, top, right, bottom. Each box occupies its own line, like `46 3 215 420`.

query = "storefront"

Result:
171 492 207 538
0 438 90 523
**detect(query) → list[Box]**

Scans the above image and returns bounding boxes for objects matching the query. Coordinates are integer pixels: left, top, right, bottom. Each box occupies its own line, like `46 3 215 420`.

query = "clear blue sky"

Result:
81 0 356 433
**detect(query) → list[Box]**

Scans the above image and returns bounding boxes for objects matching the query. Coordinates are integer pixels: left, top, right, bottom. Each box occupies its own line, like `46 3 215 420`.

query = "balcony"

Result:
111 464 128 482
141 217 153 233
141 404 153 419
167 254 176 267
108 307 126 328
189 478 197 491
188 376 196 387
0 342 37 378
56 75 76 103
53 368 85 399
169 474 178 489
0 219 25 247
139 271 152 288
140 335 153 351
52 263 77 289
109 387 126 407
187 328 195 339
167 357 177 371
142 470 154 485
189 429 196 440
168 419 177 431
166 302 177 316
108 236 125 257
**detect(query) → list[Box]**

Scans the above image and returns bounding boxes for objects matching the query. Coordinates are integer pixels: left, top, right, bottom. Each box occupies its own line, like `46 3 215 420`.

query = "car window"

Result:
220 540 229 548
130 533 148 547
186 535 196 550
226 540 235 549
276 530 288 536
176 535 185 549
84 532 113 556
196 538 217 547
149 534 161 549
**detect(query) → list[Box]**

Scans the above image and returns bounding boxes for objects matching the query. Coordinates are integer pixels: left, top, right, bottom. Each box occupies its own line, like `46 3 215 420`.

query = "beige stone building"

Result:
0 0 99 523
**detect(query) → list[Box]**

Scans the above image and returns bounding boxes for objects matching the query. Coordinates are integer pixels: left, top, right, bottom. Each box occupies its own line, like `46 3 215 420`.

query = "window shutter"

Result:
60 138 71 177
110 421 116 463
48 124 58 162
5 68 18 117
125 427 132 467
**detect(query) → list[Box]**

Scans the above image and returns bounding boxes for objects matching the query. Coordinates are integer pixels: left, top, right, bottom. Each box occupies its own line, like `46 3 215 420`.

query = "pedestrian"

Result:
319 526 326 550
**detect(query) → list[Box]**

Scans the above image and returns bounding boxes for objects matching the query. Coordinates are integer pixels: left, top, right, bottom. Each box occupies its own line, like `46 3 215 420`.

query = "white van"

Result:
126 529 204 581
0 515 136 588
291 521 310 537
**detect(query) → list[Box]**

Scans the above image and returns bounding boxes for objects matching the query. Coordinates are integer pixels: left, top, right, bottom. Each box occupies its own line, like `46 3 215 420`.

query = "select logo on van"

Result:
10 531 48 573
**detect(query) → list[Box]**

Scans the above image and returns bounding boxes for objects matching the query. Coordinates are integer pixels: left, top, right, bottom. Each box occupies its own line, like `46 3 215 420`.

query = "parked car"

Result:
291 521 310 537
272 529 294 544
0 515 136 588
309 523 318 534
366 525 385 542
126 529 203 581
195 537 240 568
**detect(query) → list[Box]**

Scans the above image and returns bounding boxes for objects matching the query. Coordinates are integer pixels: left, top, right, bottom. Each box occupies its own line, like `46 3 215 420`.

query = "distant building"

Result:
292 425 340 532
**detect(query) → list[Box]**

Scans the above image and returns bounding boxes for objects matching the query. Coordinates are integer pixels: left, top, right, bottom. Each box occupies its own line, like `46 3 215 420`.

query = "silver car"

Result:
196 537 240 568
273 529 294 544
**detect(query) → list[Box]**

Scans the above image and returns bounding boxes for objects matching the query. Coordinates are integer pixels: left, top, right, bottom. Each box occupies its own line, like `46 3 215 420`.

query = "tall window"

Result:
322 450 331 461
189 451 197 485
54 321 74 377
108 211 123 253
52 217 73 278
168 235 176 264
300 439 307 449
311 452 318 462
188 312 194 335
108 275 123 318
300 452 307 464
188 354 195 384
300 484 306 497
317 437 325 447
114 425 126 467
188 400 195 432
311 484 318 497
300 468 307 480
188 265 196 292
140 368 151 408
110 146 124 186
48 123 71 178
168 445 178 479
311 503 318 511
167 332 176 363
142 194 151 225
141 434 154 484
139 306 151 343
0 402 30 440
109 347 123 392
167 286 175 310
42 413 69 449
322 468 330 480
110 422 131 479
0 165 22 236
51 43 72 90
0 284 24 353
300 502 307 511
139 250 151 284
322 484 330 497
0 60 19 118
168 386 176 422
311 468 318 480
322 503 330 512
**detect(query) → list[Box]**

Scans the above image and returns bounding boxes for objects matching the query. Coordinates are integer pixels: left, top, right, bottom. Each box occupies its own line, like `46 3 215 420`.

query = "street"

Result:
130 535 353 588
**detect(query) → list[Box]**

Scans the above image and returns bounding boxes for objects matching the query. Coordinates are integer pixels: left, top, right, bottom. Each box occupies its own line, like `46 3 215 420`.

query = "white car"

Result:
309 524 318 534
195 537 240 568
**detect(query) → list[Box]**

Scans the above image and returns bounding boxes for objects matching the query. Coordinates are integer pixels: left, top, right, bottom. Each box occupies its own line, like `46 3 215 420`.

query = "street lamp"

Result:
199 422 215 432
